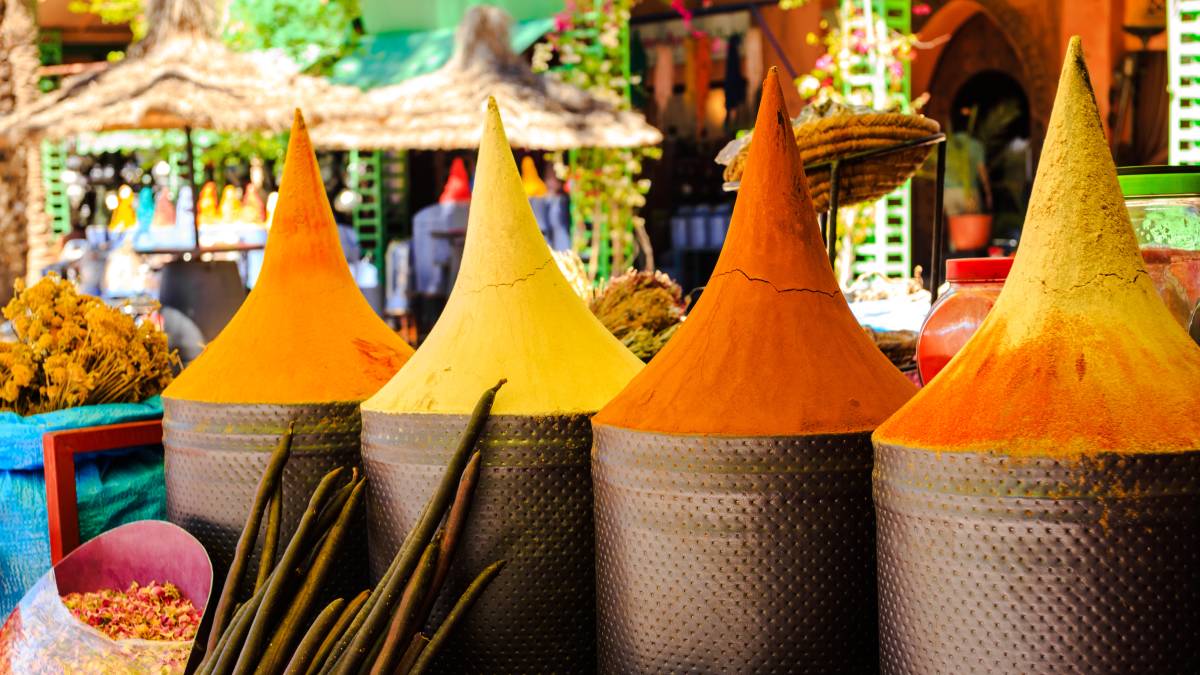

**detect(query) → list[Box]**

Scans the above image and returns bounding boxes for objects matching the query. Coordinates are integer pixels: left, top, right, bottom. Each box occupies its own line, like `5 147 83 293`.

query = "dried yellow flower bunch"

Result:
0 276 179 415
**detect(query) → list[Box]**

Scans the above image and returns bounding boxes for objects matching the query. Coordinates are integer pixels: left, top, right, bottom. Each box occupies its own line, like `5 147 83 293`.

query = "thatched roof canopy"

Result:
310 6 662 151
0 0 366 140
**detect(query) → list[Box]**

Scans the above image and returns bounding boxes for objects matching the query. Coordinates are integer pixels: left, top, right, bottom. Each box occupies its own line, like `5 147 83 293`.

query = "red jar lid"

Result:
946 256 1014 282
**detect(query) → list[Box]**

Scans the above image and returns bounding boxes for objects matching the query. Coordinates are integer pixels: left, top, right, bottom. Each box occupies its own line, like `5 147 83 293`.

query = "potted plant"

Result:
944 108 994 251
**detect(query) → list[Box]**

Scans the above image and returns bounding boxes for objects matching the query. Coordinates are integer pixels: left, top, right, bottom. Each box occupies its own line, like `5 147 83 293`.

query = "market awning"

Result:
313 6 661 151
359 0 562 33
330 17 554 90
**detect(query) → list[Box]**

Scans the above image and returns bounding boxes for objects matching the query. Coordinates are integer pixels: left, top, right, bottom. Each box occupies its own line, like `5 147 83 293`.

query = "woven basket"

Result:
724 113 940 211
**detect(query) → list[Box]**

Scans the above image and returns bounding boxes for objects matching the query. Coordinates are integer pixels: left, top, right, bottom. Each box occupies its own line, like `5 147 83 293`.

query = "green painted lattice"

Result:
841 0 914 278
41 141 71 236
1169 0 1200 164
349 149 386 278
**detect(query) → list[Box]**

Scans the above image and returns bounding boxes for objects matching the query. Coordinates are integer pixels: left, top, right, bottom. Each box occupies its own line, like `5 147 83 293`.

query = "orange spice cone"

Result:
162 110 412 602
592 67 915 674
358 99 642 671
873 37 1200 674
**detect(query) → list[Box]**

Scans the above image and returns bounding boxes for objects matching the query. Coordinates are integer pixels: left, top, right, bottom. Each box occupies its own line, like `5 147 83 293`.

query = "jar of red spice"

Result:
916 256 1013 383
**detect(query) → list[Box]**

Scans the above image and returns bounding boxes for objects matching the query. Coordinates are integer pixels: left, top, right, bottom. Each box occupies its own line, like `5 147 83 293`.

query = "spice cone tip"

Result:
993 34 1143 301
874 35 1200 456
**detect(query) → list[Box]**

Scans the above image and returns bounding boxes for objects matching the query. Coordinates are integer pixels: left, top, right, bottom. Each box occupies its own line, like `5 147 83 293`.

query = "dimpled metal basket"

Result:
874 442 1200 675
162 399 367 600
592 425 878 674
362 411 596 674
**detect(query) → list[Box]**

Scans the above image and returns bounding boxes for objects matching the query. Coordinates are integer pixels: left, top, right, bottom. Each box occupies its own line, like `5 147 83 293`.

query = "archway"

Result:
912 0 1052 143
910 3 1045 278
949 69 1032 243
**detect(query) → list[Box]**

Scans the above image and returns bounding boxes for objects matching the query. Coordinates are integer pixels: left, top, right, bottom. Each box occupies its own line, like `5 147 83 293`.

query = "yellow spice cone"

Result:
876 36 1200 456
365 99 643 415
165 110 413 404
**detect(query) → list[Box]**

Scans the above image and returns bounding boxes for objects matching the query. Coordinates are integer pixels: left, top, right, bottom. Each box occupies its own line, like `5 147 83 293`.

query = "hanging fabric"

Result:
654 43 674 124
724 34 748 123
693 34 712 136
744 28 765 111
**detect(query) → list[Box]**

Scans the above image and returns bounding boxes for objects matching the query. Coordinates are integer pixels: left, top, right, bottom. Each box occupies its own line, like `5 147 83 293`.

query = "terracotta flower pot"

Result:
947 213 992 251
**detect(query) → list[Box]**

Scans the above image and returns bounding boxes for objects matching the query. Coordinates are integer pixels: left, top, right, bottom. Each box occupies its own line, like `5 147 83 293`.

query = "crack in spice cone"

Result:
163 112 410 606
360 99 642 672
872 37 1200 674
592 68 914 674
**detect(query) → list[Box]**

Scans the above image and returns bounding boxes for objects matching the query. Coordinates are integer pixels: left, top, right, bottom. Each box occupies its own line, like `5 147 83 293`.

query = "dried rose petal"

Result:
61 581 200 642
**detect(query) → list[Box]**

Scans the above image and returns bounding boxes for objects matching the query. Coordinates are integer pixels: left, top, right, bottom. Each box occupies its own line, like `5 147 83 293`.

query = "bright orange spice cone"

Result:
592 67 915 673
163 111 412 606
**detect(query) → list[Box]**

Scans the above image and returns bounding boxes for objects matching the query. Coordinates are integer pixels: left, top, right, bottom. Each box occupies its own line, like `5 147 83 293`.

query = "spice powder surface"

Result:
875 37 1200 457
165 111 413 404
364 99 643 416
596 68 916 437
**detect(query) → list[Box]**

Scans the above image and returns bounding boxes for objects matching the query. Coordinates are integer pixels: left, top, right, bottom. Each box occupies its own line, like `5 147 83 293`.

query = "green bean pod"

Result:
306 590 370 675
281 597 346 675
330 380 504 675
368 538 440 675
407 560 506 675
230 467 345 674
255 479 367 674
208 423 294 650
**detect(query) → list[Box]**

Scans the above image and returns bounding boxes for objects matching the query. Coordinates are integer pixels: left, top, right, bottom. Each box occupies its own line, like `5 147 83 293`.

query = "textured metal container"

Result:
362 411 595 674
874 441 1200 675
593 425 878 674
163 399 367 600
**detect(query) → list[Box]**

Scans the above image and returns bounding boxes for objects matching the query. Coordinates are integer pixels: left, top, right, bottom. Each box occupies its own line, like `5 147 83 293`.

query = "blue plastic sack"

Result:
0 398 167 617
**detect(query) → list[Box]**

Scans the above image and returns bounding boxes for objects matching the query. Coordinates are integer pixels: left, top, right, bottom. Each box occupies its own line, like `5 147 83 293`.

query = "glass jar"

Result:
916 257 1013 384
1118 166 1200 328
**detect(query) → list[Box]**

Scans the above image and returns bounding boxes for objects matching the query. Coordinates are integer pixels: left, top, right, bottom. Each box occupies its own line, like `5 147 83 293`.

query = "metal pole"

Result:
184 126 199 251
930 139 947 302
827 159 840 270
749 5 799 79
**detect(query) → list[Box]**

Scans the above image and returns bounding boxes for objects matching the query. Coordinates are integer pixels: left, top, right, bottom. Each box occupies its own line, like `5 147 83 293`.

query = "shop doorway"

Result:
949 70 1032 245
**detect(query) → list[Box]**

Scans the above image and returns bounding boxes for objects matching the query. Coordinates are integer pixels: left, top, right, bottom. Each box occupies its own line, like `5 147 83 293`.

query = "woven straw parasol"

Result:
0 0 363 139
0 0 368 248
311 5 663 151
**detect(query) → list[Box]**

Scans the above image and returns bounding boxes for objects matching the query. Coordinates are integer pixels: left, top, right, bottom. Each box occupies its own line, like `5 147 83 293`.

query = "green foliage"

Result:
535 1 661 280
67 0 146 40
223 0 361 74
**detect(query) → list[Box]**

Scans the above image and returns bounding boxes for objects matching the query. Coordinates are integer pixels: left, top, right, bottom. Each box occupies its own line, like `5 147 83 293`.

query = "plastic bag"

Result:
0 520 210 674
0 572 191 674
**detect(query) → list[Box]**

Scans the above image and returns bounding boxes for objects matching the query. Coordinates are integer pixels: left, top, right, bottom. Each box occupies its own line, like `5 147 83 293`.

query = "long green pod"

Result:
281 597 346 675
255 484 283 592
231 467 346 674
417 450 482 622
331 380 504 675
208 575 274 675
196 597 252 675
407 560 507 675
368 538 440 675
312 476 355 544
395 633 429 674
315 582 379 675
255 479 367 674
209 423 295 650
306 590 369 675
357 634 385 675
